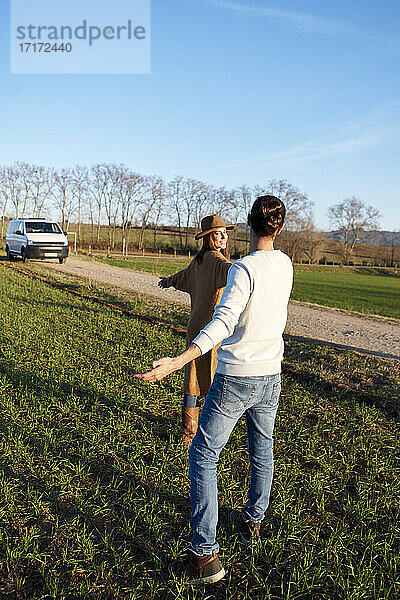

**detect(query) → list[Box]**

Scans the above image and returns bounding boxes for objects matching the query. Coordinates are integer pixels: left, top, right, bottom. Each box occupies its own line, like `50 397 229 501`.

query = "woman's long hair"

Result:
195 231 229 264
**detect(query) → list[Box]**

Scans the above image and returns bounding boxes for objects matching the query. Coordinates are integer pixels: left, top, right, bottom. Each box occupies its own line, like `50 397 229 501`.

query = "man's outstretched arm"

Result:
135 264 251 383
134 343 201 382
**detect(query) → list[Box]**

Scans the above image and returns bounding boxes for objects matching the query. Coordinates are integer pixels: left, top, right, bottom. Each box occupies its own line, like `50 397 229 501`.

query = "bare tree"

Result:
0 168 9 239
328 196 381 263
168 178 233 252
181 178 199 251
378 230 400 267
151 180 167 247
255 179 314 261
172 178 199 250
235 184 254 252
103 164 124 249
138 175 166 250
299 220 326 264
223 188 244 256
257 179 313 230
1 163 54 224
235 184 253 221
89 164 108 243
53 168 75 231
0 166 10 239
168 175 185 250
15 162 35 218
83 186 96 244
390 231 400 267
192 181 213 230
31 165 54 218
2 164 24 220
119 170 145 253
205 186 229 220
71 166 88 243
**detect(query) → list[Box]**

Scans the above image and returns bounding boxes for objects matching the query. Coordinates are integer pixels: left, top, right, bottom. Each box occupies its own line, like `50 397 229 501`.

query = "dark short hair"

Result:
248 195 286 237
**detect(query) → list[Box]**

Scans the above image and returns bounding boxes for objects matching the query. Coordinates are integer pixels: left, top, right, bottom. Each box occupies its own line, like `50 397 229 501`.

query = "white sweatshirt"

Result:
192 250 293 376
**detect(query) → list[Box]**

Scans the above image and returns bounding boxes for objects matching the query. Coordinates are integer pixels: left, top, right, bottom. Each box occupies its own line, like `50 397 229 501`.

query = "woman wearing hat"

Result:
159 215 235 445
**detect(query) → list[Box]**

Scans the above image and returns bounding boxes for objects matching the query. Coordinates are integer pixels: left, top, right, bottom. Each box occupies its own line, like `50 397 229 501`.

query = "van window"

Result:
25 222 62 234
7 221 22 234
7 221 16 235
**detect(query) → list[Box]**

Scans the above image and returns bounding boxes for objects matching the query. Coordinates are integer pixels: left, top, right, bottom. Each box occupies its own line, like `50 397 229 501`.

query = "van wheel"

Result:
6 246 12 261
21 248 28 263
58 258 64 264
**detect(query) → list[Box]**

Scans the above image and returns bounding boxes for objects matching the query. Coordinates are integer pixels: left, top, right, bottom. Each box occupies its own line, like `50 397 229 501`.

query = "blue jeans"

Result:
188 372 281 555
183 393 198 408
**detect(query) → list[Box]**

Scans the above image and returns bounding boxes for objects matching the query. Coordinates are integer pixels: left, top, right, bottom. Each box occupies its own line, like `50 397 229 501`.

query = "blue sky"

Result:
1 0 399 229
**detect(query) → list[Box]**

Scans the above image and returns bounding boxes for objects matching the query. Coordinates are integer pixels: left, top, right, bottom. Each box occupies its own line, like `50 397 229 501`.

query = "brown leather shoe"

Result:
229 510 261 546
182 406 199 447
169 550 225 584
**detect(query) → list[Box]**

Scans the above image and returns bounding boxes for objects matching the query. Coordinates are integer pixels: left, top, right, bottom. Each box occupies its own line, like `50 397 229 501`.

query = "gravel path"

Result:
47 257 400 361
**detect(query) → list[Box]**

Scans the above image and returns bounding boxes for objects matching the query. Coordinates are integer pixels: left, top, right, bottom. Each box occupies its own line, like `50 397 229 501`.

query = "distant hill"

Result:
327 231 399 245
236 222 248 232
233 225 398 247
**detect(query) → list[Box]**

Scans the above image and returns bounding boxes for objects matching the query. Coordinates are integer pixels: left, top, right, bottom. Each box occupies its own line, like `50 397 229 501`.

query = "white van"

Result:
5 218 69 264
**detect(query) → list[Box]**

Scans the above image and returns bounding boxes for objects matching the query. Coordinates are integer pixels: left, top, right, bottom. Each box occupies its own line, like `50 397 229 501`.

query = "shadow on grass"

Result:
0 355 396 598
284 332 400 362
14 261 191 330
2 259 187 325
283 339 400 421
0 363 194 597
0 462 186 598
353 267 400 277
0 355 305 599
15 296 104 319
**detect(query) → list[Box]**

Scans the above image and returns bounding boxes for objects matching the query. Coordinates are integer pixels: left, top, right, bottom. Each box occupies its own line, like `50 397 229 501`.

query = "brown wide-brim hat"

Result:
195 214 235 240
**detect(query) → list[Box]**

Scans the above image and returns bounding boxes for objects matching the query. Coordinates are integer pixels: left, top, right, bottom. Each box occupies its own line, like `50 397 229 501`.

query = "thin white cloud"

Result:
245 102 400 169
261 130 390 167
211 1 400 53
212 0 354 35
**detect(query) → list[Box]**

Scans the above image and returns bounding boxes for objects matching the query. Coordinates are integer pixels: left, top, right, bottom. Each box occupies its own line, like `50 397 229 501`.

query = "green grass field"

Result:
0 265 398 599
292 266 400 320
100 255 192 278
94 256 400 320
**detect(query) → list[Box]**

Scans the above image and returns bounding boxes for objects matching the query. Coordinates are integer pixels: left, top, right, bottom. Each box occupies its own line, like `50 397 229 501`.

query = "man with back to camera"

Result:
135 195 293 585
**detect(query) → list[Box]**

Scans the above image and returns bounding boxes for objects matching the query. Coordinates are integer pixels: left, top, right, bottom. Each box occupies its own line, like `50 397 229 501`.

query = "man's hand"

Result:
134 357 177 382
134 343 202 382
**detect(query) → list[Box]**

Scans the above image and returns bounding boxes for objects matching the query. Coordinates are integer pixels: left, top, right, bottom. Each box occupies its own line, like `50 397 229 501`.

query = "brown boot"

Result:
169 550 225 584
182 406 199 447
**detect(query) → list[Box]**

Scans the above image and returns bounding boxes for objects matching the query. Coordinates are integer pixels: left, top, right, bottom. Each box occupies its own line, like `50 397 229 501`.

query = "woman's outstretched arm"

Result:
158 266 191 293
